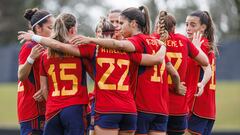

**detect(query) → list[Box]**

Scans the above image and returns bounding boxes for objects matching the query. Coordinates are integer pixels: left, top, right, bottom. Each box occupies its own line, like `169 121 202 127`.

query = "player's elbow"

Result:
194 54 209 66
201 58 209 66
18 70 27 81
155 57 164 65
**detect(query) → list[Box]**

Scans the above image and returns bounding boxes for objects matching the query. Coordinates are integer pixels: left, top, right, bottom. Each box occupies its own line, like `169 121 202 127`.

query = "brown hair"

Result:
157 11 176 41
107 9 121 17
49 13 76 57
24 8 51 33
95 17 115 56
95 17 115 38
121 5 150 34
190 10 218 53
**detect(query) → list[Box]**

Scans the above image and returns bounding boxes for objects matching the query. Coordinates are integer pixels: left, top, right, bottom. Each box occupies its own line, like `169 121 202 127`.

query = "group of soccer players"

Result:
17 5 217 135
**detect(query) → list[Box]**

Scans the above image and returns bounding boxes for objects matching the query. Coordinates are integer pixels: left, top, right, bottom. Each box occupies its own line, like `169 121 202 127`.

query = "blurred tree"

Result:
1 0 239 45
144 0 240 41
0 0 43 45
209 0 240 40
44 0 111 37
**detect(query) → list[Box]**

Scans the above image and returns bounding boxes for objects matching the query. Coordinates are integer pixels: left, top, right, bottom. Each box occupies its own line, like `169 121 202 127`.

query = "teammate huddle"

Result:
17 5 217 135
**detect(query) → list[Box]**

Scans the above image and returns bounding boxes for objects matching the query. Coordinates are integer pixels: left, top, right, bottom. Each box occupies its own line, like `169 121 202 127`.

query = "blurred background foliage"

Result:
0 0 239 45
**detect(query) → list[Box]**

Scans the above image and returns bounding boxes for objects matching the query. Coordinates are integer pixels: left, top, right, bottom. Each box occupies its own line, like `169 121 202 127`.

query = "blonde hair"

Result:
48 13 76 57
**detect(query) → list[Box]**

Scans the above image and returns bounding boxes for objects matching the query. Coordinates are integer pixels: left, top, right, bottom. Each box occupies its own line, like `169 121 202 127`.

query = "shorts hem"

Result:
187 128 201 135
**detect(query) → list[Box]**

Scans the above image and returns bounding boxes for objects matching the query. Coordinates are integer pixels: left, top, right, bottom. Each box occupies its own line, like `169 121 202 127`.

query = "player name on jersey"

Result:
101 47 126 54
166 40 184 48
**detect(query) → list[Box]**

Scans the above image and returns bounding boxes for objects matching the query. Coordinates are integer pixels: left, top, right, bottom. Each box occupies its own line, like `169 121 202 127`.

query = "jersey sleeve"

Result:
187 40 199 58
129 52 142 64
200 39 210 55
127 36 143 52
18 42 35 65
82 58 94 80
78 44 96 59
39 54 47 76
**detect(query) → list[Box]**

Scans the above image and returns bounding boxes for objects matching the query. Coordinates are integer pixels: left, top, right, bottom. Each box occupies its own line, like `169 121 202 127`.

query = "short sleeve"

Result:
187 40 199 58
127 36 143 53
200 39 210 55
78 44 96 59
129 52 142 64
40 54 47 76
82 58 94 79
18 41 36 65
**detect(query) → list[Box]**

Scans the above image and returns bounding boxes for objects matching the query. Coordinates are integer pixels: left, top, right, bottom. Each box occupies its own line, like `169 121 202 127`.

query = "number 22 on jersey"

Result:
97 58 129 91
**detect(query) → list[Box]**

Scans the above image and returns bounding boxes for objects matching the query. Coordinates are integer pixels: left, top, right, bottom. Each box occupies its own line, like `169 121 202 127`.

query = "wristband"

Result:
31 35 42 43
27 56 35 65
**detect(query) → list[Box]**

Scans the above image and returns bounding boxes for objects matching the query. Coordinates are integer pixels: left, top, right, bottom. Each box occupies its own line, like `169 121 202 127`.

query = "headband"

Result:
32 14 52 29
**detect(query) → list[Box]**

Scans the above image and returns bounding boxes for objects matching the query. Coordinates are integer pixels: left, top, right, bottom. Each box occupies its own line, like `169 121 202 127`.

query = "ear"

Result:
130 20 137 28
68 27 76 35
35 25 42 34
200 24 207 33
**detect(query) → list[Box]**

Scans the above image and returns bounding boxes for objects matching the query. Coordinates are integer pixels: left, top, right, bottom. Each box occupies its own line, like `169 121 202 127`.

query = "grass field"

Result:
0 81 239 131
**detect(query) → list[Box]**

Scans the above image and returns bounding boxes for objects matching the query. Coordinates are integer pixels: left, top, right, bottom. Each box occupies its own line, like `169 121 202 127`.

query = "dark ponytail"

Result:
139 6 150 34
203 11 214 46
121 5 150 34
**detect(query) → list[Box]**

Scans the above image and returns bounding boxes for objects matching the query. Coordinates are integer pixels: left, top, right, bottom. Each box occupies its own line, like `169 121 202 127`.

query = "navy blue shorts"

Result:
188 114 215 135
136 112 168 134
94 113 137 131
20 115 45 135
89 101 96 131
44 105 85 135
167 115 188 135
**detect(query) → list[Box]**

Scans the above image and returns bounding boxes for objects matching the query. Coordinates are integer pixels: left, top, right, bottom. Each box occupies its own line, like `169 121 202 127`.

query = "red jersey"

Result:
186 38 210 110
78 44 137 114
192 51 216 119
153 33 200 115
128 34 169 115
17 41 46 122
40 51 89 120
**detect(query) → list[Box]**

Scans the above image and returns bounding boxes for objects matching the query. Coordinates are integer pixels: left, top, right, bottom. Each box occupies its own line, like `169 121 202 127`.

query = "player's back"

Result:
152 32 199 115
128 33 169 114
40 52 89 120
94 47 136 114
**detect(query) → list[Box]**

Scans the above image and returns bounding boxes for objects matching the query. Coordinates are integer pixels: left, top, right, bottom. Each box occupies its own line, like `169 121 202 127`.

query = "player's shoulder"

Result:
21 41 37 49
173 33 189 41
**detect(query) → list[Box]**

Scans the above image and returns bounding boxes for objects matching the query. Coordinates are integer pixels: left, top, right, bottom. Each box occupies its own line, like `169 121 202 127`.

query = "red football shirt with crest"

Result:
18 41 46 122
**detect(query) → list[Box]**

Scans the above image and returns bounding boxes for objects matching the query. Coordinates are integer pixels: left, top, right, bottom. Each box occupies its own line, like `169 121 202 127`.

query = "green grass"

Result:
0 83 18 128
0 81 240 131
213 81 240 131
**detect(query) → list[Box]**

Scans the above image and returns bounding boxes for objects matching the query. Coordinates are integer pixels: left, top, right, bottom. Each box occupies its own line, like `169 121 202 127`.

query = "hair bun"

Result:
139 6 144 11
24 8 39 21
